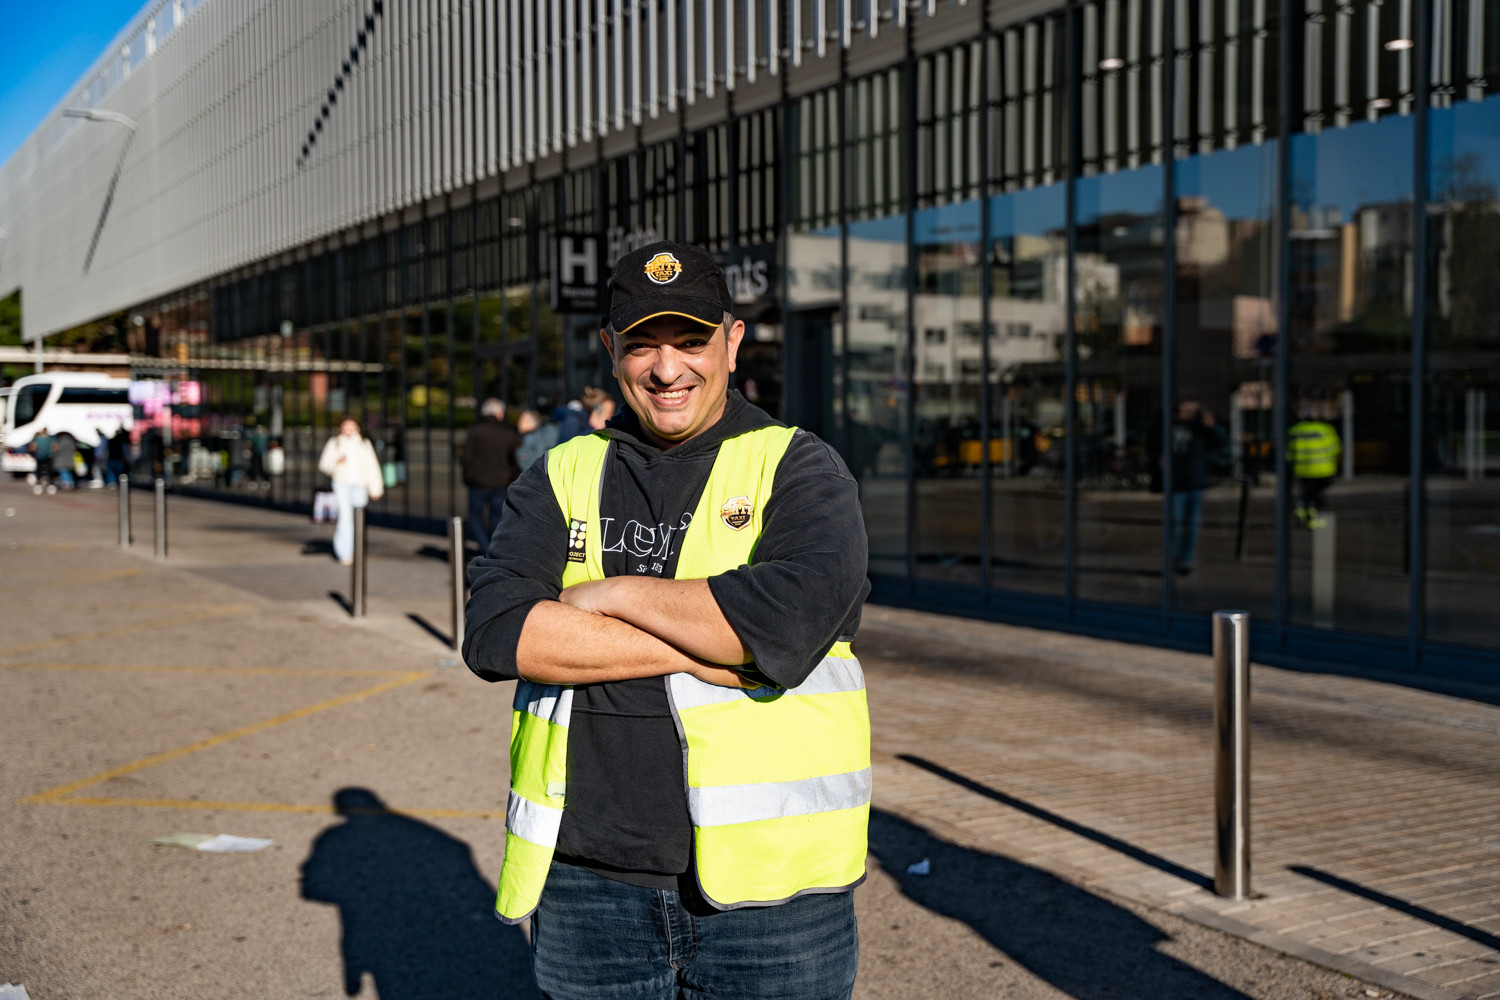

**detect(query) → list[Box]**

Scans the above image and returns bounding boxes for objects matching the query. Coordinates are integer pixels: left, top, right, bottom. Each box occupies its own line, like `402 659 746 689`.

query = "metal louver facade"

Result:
0 0 973 342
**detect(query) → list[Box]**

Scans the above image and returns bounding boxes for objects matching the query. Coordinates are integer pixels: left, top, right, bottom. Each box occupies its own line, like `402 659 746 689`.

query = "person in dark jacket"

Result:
1166 399 1223 575
461 399 521 550
552 397 590 445
107 427 130 486
30 428 54 493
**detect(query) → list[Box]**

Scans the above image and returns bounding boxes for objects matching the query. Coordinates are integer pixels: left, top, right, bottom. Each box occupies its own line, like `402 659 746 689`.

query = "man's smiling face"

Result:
604 314 745 450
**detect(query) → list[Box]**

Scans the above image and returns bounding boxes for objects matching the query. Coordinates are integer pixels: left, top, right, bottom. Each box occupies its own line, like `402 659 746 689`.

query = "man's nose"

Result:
651 346 685 383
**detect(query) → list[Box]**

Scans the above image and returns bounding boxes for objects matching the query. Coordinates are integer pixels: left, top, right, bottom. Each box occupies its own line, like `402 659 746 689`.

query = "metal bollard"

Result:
153 478 167 559
118 473 132 548
1311 513 1337 628
449 516 466 650
350 506 367 617
1212 610 1252 900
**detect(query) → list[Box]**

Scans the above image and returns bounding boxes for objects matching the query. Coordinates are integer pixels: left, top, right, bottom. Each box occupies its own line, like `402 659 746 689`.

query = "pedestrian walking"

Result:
460 398 521 551
247 424 269 489
514 408 557 471
584 385 616 431
53 431 77 490
1164 399 1223 576
317 417 385 565
30 428 55 494
464 240 872 999
552 395 591 445
106 427 129 486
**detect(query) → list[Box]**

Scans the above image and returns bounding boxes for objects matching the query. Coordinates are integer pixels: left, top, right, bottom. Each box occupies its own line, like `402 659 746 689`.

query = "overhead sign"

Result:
723 244 778 322
605 214 665 266
551 232 602 314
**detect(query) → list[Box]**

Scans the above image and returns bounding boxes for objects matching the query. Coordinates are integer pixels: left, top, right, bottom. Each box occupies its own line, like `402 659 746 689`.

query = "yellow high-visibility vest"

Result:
1288 421 1341 479
494 425 871 923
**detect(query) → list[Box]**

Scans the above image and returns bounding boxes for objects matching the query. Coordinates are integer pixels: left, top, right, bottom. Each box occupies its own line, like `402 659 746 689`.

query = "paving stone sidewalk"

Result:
859 609 1500 1000
4 480 1497 999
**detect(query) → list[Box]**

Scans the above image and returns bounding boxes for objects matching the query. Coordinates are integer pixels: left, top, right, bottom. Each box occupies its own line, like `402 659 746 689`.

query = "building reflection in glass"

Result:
989 186 1069 595
1286 112 1415 634
1423 10 1500 648
78 0 1500 674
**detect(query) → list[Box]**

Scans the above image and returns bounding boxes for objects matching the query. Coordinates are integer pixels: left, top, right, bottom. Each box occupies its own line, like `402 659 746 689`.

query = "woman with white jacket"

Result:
317 417 385 564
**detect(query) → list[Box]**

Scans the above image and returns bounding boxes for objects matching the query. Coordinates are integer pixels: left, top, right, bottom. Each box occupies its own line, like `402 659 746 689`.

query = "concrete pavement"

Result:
2 478 1497 999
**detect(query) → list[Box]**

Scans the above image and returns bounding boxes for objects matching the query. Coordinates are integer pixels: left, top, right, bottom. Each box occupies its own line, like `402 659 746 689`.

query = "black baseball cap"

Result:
606 240 732 335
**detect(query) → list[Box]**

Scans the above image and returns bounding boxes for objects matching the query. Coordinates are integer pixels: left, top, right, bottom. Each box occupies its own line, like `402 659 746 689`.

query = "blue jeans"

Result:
1170 489 1205 569
332 483 369 561
530 861 859 1000
467 486 507 551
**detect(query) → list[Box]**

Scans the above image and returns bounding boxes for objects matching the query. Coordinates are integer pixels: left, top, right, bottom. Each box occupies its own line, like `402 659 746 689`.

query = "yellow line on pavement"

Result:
0 662 424 678
0 568 143 591
44 795 506 821
20 670 430 805
0 600 215 612
0 605 245 659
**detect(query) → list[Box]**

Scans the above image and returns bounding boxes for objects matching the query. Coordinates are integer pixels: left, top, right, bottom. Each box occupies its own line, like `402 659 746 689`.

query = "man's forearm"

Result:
558 577 752 666
515 599 746 685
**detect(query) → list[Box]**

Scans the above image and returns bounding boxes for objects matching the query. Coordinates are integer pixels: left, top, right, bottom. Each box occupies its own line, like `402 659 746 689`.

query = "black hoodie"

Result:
464 390 869 887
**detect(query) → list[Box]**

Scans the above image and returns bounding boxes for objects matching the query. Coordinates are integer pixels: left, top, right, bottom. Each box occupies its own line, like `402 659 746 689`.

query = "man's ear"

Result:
599 327 616 375
724 319 747 373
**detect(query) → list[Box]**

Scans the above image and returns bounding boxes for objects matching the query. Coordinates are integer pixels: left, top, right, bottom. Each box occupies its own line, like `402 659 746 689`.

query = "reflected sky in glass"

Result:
1292 117 1413 216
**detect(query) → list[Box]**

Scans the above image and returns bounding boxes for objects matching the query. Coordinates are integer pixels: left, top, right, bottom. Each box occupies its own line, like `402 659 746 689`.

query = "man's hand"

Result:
514 599 755 688
557 578 624 616
688 661 762 690
558 577 752 666
555 579 758 688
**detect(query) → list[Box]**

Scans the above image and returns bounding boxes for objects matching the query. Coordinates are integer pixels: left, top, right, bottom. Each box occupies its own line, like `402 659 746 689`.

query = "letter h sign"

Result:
551 233 602 313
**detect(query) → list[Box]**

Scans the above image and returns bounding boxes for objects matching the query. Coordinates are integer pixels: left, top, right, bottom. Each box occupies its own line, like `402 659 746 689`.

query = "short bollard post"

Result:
351 506 367 618
449 516 466 650
153 478 168 559
118 473 132 548
1213 610 1252 900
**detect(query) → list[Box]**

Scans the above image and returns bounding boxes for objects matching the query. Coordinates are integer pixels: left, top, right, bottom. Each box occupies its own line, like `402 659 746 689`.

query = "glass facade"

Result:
104 0 1499 679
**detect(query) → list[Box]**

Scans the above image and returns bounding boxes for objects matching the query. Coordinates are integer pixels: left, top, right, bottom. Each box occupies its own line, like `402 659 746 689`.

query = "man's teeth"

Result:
656 389 688 399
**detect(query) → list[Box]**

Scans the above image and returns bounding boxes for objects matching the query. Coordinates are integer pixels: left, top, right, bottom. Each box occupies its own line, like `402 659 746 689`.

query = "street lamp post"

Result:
62 108 139 130
62 107 139 276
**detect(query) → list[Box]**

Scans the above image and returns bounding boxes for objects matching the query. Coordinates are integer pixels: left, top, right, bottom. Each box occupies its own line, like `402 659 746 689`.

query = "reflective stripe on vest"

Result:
495 679 574 921
493 424 871 922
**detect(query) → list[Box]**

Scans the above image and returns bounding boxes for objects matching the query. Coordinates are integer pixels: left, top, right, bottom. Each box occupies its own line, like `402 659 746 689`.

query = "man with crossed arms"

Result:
464 240 871 1000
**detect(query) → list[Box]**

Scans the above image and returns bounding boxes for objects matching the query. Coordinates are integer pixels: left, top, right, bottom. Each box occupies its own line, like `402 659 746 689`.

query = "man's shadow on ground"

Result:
300 788 537 999
868 809 1253 999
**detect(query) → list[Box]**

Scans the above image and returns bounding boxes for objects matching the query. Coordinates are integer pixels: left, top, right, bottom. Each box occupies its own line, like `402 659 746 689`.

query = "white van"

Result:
2 373 133 475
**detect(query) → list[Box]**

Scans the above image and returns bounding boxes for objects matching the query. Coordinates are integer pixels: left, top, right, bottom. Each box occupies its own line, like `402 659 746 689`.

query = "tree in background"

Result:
1 291 24 385
0 292 134 386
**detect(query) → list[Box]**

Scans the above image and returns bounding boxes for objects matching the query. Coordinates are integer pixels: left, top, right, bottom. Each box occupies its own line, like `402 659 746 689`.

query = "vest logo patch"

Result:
720 496 753 531
567 518 588 563
644 251 683 284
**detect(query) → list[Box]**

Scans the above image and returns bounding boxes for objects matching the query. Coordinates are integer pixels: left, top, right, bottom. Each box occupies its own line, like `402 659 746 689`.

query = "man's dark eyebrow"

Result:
630 325 719 343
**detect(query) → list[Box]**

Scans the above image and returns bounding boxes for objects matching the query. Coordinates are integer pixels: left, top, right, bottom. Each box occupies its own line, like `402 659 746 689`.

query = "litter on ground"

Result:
151 833 274 853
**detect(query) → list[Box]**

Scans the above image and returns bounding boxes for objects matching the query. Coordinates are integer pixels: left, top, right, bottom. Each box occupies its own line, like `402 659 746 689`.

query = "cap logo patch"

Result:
720 496 753 531
644 252 683 285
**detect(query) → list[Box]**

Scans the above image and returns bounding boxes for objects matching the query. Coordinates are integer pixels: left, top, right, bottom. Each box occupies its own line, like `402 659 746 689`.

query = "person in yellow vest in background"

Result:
464 241 871 1000
1288 406 1342 529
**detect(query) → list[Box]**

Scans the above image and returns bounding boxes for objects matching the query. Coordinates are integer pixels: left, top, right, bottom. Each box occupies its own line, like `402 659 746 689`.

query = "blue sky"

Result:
0 0 145 169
